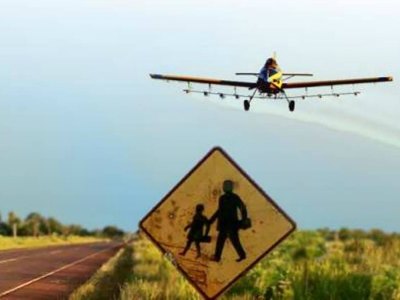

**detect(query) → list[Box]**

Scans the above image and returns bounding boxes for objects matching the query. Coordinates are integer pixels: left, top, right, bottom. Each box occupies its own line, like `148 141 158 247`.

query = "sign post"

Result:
140 147 296 299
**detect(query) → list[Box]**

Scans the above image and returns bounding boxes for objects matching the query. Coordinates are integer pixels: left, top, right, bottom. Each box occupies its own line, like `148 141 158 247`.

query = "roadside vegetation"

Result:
70 244 134 300
119 236 199 300
111 229 400 299
0 210 125 250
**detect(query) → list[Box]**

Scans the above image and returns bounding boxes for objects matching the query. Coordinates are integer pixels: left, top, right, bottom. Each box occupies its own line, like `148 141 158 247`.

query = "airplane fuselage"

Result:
257 60 283 94
257 82 282 95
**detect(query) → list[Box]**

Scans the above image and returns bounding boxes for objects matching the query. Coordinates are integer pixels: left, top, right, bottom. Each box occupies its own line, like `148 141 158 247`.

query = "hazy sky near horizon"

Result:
0 0 399 231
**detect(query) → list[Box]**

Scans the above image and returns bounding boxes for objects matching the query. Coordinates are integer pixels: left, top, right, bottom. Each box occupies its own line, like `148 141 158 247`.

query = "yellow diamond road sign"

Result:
140 147 296 299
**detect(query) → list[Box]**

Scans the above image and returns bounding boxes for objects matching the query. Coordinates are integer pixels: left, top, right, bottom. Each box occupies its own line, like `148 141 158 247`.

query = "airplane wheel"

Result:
289 100 295 112
244 100 250 111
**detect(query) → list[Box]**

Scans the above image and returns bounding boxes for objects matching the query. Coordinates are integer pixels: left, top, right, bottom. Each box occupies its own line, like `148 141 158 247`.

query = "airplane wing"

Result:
150 74 256 89
282 76 393 89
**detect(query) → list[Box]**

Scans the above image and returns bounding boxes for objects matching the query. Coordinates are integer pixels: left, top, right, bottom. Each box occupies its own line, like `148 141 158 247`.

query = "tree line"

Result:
0 211 124 238
317 227 400 246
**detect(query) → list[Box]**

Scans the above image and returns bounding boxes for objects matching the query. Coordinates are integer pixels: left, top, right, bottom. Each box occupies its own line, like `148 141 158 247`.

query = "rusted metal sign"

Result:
140 147 296 299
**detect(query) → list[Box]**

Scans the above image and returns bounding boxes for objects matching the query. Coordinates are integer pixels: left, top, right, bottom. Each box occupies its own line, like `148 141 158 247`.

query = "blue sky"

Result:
0 0 399 231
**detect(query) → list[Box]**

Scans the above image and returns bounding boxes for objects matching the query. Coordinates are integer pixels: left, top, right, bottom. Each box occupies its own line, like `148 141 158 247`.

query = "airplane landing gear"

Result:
289 100 295 112
244 100 250 111
280 89 295 112
243 88 258 111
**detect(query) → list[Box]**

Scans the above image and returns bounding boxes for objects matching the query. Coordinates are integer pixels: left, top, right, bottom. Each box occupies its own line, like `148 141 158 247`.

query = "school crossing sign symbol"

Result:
139 147 296 299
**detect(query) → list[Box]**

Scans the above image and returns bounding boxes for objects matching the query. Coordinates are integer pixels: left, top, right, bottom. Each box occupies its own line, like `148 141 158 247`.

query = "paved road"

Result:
0 241 123 299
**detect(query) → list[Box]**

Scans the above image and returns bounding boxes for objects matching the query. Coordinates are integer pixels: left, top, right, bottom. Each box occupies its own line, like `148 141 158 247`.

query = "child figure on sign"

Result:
180 204 210 258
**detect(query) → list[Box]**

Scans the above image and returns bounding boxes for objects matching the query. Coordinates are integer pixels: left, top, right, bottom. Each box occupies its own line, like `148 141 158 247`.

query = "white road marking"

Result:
0 244 85 265
0 258 19 265
0 250 62 265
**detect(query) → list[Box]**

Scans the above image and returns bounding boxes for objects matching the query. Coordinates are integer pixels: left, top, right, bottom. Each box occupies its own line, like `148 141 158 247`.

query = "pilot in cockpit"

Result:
258 58 279 84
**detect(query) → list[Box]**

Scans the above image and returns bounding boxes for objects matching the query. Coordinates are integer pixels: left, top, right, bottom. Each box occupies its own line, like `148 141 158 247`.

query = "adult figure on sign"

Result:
209 180 248 262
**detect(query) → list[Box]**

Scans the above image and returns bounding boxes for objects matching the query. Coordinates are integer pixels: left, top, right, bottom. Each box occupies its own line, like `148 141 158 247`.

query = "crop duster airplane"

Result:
150 55 393 112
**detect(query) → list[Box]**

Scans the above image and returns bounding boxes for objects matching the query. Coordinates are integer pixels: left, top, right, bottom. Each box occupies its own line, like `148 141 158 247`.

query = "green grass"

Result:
0 235 108 250
70 244 134 300
119 237 200 300
71 230 400 299
226 230 400 300
119 231 400 300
